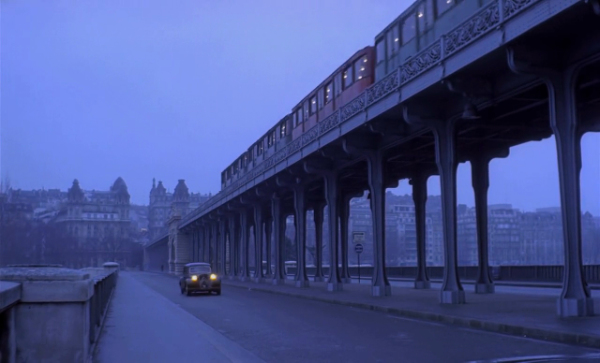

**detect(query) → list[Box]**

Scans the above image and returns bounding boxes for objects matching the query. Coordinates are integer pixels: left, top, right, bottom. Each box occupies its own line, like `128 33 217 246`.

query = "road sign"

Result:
352 231 365 244
354 243 364 254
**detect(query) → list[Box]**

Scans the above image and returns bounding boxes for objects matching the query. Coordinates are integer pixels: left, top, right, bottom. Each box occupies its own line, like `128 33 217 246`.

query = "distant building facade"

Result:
148 178 210 241
53 178 132 248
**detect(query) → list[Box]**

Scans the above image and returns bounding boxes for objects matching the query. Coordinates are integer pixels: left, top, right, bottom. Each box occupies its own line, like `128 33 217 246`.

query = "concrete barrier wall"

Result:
0 263 119 363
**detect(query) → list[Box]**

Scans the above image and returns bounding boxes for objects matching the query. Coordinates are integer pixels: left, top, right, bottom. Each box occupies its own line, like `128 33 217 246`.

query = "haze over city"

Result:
2 0 599 215
3 1 600 362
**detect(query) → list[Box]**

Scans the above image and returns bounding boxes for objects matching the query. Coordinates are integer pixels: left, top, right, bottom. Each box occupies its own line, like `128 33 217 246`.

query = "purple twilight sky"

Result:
2 0 599 214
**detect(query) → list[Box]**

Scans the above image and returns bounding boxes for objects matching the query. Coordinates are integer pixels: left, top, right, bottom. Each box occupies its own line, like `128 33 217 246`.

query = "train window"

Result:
280 122 287 138
436 0 455 17
376 39 385 64
296 108 303 125
418 4 426 33
354 56 368 80
343 65 353 89
243 154 248 167
325 82 333 104
317 89 324 109
248 149 253 161
334 73 342 97
386 26 400 58
267 133 274 148
303 101 309 120
402 13 416 44
257 142 263 155
271 130 276 144
310 96 317 115
425 0 434 27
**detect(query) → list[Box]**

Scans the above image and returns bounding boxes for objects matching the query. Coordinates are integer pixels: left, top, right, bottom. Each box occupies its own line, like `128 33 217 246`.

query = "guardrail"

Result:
83 262 119 350
0 263 120 363
283 264 600 284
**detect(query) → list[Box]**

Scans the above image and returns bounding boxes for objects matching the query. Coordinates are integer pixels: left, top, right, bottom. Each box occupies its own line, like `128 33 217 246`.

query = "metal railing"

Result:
81 264 119 350
284 264 600 284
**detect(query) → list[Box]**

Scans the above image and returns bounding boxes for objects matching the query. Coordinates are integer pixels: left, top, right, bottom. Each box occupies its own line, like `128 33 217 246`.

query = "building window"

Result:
386 26 400 58
334 73 342 97
376 39 385 64
354 56 368 80
310 96 317 115
325 82 333 104
436 0 455 17
402 13 416 43
343 65 353 89
280 122 287 138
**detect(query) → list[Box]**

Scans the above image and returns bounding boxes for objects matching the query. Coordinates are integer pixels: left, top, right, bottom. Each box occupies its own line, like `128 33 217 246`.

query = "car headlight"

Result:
210 274 217 280
191 275 198 281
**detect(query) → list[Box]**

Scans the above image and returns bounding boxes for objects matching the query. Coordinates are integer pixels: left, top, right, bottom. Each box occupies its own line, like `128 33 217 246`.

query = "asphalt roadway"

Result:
99 272 598 363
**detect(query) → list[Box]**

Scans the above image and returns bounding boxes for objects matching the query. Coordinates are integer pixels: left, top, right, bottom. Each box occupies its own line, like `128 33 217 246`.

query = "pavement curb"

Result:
223 281 600 350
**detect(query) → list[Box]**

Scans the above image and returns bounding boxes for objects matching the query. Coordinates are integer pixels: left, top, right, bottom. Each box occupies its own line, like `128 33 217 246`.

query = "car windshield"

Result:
189 266 211 274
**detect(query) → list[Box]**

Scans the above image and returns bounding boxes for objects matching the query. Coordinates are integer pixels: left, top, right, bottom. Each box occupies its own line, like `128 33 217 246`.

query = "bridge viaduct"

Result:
145 0 600 318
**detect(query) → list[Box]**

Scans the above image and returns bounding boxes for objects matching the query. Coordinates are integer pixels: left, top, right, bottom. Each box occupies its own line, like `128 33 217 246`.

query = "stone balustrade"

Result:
0 263 119 363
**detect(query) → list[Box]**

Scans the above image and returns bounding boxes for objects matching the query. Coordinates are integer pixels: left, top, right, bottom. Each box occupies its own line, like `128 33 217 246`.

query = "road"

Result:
123 272 597 363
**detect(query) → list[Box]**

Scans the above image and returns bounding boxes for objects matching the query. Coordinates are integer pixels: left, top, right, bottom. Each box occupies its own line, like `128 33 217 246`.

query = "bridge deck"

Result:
93 273 264 363
96 272 600 362
222 277 600 349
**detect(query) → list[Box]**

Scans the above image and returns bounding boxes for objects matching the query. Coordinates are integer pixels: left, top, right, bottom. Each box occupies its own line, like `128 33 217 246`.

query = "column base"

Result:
272 278 285 285
475 283 495 294
440 289 466 304
327 282 343 292
239 276 250 282
253 277 264 283
313 276 325 282
341 277 352 284
414 280 431 289
295 280 310 288
372 285 391 297
557 297 595 317
228 275 236 280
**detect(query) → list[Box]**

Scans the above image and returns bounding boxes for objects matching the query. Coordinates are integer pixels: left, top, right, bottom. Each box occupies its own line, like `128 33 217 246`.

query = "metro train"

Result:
220 0 492 191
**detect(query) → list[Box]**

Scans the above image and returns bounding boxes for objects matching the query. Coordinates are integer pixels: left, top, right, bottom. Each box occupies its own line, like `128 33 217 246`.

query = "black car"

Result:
179 262 221 296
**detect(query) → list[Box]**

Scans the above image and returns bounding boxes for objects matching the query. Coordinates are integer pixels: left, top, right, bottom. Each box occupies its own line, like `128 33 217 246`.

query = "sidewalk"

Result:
94 273 264 363
222 277 600 349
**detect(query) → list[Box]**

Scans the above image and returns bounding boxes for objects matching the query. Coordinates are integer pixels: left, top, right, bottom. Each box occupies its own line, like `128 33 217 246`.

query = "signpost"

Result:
352 231 365 244
354 243 363 283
